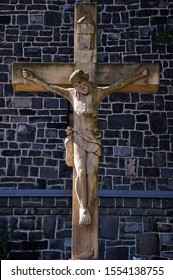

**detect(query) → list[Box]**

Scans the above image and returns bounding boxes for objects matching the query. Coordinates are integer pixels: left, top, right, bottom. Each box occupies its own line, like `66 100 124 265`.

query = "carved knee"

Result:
87 167 97 179
77 168 86 179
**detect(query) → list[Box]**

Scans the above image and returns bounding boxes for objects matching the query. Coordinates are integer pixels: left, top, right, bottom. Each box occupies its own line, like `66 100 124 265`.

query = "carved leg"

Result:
74 144 91 225
87 153 99 217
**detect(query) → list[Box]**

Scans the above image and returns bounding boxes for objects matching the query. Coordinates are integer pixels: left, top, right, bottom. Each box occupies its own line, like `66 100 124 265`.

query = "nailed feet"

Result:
79 207 91 225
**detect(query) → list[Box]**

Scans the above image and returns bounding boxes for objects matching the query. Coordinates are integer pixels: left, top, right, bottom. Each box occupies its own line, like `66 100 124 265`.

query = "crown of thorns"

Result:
69 70 89 84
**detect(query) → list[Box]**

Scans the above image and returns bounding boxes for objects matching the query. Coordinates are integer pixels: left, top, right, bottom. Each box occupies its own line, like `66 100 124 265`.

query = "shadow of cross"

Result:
12 3 159 260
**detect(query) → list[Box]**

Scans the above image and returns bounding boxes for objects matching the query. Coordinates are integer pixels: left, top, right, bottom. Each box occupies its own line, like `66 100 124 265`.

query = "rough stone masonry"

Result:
0 0 173 260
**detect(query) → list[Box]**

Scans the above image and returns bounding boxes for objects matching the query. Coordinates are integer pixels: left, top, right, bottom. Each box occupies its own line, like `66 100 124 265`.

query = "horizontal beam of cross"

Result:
13 62 159 93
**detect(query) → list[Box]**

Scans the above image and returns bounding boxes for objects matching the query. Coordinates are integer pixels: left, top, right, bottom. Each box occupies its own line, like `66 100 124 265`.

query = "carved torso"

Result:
71 88 99 131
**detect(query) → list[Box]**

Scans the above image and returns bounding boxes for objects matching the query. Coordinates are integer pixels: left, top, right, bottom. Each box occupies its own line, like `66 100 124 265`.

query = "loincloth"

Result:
64 126 102 167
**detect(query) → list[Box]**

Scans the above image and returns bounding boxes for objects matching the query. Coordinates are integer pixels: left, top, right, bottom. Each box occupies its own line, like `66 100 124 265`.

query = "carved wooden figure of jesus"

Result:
22 67 148 226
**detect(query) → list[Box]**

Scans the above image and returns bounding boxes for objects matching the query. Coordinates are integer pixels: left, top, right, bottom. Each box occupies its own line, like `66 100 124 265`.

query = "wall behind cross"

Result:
0 0 173 260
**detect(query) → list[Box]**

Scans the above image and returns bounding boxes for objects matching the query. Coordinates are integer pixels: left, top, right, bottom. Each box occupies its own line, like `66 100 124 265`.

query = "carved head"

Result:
69 69 89 84
69 70 90 95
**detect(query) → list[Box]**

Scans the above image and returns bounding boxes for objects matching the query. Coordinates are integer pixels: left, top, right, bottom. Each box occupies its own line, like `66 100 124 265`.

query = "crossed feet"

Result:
79 207 91 225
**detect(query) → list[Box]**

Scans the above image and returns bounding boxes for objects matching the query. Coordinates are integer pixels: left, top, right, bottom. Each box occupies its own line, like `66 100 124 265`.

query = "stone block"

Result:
98 53 108 62
0 73 8 82
149 112 167 134
29 150 41 157
29 116 51 123
108 115 135 129
9 251 41 260
99 216 118 239
6 130 15 141
98 239 105 260
165 101 173 111
0 198 8 207
154 152 166 167
4 84 13 96
9 217 18 230
8 198 21 207
161 168 173 178
44 11 62 26
49 239 64 250
126 39 135 53
130 131 143 147
43 216 56 239
137 101 155 110
17 124 36 142
0 98 5 108
137 9 159 18
0 157 6 168
124 223 142 234
30 167 39 177
29 231 42 241
124 198 138 208
100 176 112 189
109 53 121 63
112 103 123 113
136 114 148 122
33 157 44 166
124 55 141 63
102 12 112 24
17 15 28 25
7 158 15 176
137 233 159 255
106 246 129 260
160 234 173 245
143 168 160 177
151 17 168 25
24 47 41 58
11 231 27 241
20 0 32 3
0 16 11 25
56 230 71 239
36 179 46 189
13 98 30 108
0 130 4 140
98 119 107 129
40 167 57 179
29 14 43 25
11 116 27 122
42 251 62 260
14 43 23 56
0 169 5 176
131 18 149 26
59 161 72 178
141 0 167 8
20 217 35 230
144 135 158 147
2 149 21 157
114 146 131 157
22 241 48 250
112 13 121 24
156 223 172 232
139 198 152 208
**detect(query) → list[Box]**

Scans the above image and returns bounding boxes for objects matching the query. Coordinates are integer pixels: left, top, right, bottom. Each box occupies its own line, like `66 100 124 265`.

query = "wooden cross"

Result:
13 2 159 260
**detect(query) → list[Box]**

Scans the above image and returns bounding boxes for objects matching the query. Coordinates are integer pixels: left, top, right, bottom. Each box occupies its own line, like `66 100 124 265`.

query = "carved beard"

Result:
80 91 90 96
75 91 89 100
75 84 90 99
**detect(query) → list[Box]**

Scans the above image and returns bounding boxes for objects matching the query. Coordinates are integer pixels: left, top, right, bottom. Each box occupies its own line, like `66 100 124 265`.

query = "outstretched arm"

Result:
22 68 73 103
99 68 149 101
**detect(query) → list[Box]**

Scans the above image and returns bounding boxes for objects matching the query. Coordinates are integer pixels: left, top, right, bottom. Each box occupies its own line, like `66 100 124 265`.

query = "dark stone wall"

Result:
0 196 173 260
0 0 173 259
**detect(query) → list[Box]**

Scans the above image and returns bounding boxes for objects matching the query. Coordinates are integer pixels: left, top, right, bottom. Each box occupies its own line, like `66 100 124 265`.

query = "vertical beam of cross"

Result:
72 2 99 260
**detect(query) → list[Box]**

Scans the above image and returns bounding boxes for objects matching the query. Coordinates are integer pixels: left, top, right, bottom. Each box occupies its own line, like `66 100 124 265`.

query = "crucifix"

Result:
13 2 159 259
